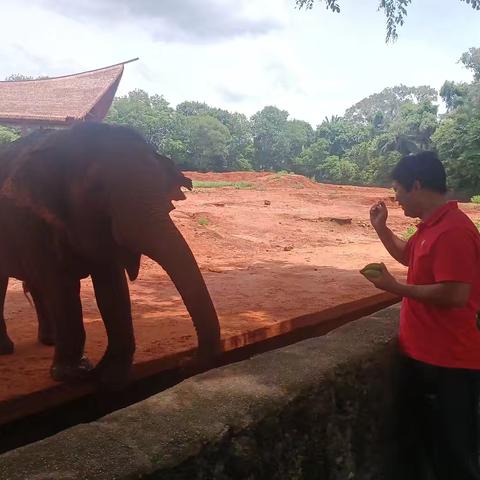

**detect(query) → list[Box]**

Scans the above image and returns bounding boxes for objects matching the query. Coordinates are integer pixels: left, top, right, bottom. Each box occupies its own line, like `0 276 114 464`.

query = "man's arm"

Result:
388 281 470 308
365 262 471 308
375 225 409 266
370 201 409 266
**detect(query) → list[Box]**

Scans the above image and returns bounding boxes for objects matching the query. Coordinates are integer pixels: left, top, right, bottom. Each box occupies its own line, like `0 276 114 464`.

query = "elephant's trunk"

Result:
150 221 221 357
116 214 221 358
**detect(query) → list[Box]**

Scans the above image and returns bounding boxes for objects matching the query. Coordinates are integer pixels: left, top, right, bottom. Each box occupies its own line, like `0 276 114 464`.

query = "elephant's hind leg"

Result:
43 276 93 382
0 277 14 355
28 284 55 346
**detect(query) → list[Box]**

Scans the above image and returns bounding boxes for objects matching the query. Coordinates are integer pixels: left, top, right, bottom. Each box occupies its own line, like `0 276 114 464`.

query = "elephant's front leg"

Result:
91 264 135 390
47 276 93 381
0 276 14 355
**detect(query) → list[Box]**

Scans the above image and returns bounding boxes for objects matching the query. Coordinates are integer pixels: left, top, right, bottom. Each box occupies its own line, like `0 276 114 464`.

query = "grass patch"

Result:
192 181 253 189
198 217 209 226
471 195 480 204
275 170 291 177
403 222 480 239
402 225 417 240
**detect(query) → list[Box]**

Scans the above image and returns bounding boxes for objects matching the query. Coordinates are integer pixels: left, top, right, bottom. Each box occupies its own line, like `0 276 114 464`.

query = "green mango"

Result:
360 262 383 279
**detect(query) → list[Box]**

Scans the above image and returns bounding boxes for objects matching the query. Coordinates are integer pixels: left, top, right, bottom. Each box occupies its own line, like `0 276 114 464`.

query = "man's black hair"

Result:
391 151 447 194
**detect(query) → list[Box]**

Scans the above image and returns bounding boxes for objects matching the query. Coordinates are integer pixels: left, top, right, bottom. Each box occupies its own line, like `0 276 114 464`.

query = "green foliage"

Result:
0 126 20 144
316 116 370 156
291 138 330 178
344 85 437 126
295 1 480 42
93 45 479 195
459 47 480 81
192 181 253 189
251 106 291 171
185 115 232 171
4 74 50 81
5 74 34 81
440 81 469 112
106 89 175 150
402 225 417 240
316 155 359 183
198 217 209 226
380 101 438 154
432 106 480 193
471 195 480 204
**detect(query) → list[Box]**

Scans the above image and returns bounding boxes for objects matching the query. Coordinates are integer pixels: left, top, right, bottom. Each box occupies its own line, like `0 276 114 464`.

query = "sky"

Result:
1 0 479 126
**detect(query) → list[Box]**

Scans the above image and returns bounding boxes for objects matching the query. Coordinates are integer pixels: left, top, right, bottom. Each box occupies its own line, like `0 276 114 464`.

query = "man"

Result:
366 151 480 479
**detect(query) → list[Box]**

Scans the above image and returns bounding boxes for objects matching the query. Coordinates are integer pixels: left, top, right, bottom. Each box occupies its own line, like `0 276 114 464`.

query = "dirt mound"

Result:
184 171 319 190
185 171 270 183
256 173 320 190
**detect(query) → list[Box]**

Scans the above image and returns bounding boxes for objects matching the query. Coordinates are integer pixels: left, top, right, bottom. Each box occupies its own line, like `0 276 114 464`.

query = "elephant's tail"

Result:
22 282 34 309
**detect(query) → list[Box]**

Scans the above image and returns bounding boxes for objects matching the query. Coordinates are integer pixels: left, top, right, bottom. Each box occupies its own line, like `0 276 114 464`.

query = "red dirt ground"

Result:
2 172 479 412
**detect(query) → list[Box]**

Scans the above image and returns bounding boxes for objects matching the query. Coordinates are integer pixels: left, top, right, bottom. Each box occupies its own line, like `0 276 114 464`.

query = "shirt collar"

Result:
417 201 457 230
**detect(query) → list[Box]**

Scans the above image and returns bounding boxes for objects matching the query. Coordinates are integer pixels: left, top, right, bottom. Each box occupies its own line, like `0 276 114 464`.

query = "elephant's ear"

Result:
153 152 192 201
1 144 67 230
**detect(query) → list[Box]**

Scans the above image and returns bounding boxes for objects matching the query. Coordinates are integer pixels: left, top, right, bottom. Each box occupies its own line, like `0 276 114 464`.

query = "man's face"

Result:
392 180 421 218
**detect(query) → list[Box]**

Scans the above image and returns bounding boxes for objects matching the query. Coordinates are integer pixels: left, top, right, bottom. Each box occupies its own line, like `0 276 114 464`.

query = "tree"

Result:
316 116 370 156
316 155 359 184
386 101 438 151
295 0 480 42
292 138 330 177
4 74 49 81
224 113 254 171
176 101 254 170
439 81 469 111
459 47 480 81
366 150 402 184
432 109 480 193
184 115 232 171
106 89 175 150
344 85 437 126
285 119 315 160
251 106 291 170
344 139 377 180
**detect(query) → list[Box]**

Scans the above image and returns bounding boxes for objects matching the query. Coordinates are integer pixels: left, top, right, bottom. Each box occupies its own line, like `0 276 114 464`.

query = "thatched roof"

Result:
0 59 137 126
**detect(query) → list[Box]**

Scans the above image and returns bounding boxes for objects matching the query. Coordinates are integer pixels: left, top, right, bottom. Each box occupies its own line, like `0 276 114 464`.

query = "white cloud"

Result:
0 0 478 126
30 0 287 42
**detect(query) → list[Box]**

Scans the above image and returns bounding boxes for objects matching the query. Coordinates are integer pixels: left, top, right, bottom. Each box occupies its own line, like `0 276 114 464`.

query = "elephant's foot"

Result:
0 336 14 355
50 356 94 382
196 336 222 360
38 329 55 346
194 337 222 370
93 351 134 391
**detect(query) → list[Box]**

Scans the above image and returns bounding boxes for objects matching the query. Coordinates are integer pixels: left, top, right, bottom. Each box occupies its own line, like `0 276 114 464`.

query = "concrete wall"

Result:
0 304 401 480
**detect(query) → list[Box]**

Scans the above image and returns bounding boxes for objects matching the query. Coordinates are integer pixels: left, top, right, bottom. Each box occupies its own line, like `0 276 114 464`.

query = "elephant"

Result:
0 277 55 354
0 134 57 355
0 131 91 377
0 122 221 387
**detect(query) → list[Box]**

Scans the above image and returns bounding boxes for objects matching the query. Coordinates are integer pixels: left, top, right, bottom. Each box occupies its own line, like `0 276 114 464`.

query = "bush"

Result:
402 225 417 240
192 181 252 189
471 195 480 204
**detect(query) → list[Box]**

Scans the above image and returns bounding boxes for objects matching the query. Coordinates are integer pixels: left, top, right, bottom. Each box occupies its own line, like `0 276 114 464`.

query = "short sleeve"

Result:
432 229 479 284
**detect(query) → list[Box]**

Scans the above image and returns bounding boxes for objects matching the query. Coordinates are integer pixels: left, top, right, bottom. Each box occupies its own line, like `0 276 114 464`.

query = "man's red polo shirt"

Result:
399 201 480 369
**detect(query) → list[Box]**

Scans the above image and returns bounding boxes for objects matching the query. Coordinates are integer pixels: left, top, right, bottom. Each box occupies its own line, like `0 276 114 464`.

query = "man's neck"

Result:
419 195 448 222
